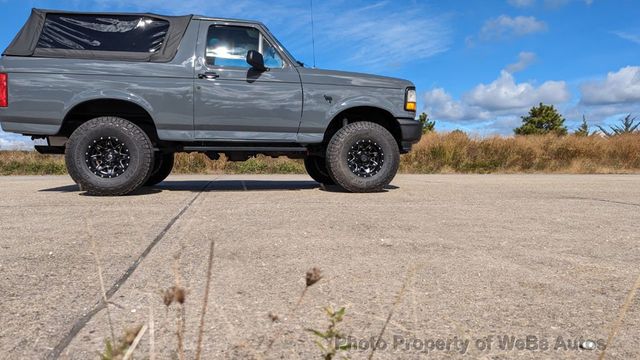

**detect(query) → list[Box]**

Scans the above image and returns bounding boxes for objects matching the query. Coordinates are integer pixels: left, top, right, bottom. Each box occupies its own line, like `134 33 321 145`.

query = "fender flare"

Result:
324 95 397 124
63 89 154 121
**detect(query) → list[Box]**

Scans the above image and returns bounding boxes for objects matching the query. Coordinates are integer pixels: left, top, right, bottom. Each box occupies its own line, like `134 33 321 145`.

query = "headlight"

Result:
405 87 416 112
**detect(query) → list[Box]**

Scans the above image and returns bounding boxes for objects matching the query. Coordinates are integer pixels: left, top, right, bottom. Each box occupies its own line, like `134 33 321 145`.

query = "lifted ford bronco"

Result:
0 9 421 195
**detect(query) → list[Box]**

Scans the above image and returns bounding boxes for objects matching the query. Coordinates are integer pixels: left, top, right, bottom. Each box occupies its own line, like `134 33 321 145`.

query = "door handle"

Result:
198 72 219 80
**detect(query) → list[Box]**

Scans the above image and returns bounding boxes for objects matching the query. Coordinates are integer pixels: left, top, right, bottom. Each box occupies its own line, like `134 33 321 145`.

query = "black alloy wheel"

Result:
85 136 131 178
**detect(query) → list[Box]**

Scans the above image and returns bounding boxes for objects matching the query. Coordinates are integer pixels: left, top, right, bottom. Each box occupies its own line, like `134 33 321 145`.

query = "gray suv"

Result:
0 9 421 195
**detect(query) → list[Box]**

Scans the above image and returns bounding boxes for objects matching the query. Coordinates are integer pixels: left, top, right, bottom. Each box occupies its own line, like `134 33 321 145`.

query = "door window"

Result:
205 25 284 69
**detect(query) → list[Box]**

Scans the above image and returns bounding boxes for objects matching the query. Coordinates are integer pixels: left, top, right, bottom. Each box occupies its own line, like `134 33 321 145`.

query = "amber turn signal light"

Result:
405 87 416 112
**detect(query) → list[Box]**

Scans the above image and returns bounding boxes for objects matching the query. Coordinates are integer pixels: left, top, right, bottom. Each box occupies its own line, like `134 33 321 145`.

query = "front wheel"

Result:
65 117 154 196
326 122 399 192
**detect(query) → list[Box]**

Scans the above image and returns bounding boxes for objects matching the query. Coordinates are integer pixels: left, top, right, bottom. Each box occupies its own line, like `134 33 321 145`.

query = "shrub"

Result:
514 103 568 136
597 114 639 137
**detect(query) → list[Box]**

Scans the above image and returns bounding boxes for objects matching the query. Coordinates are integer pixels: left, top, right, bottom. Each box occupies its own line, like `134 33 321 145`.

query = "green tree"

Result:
574 115 590 136
418 112 436 133
514 103 568 136
596 114 639 137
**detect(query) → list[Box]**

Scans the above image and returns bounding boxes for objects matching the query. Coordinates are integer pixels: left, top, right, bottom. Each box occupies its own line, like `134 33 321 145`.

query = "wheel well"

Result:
323 106 402 148
59 99 158 142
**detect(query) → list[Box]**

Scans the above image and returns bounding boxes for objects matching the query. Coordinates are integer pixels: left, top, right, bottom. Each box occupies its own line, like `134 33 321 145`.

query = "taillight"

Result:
0 73 7 108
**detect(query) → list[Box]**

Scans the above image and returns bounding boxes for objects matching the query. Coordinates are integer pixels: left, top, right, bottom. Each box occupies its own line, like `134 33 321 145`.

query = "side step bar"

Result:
182 146 307 152
35 145 308 154
35 145 65 154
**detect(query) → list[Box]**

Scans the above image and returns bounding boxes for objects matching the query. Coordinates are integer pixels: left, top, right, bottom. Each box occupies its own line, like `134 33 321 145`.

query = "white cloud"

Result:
465 71 570 111
505 51 537 73
507 0 594 8
421 89 522 134
430 74 638 133
0 132 33 150
545 0 594 7
507 0 535 7
613 31 640 45
544 0 570 8
480 15 547 40
562 66 640 125
424 88 489 121
580 66 640 105
422 69 572 135
317 3 451 68
567 103 639 123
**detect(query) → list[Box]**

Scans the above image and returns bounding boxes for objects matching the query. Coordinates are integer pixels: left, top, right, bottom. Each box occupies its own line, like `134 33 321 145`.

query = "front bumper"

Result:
398 118 422 153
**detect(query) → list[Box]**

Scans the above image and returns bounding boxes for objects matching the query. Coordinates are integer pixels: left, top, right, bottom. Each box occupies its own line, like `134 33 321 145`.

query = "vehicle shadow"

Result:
40 180 398 196
153 180 321 192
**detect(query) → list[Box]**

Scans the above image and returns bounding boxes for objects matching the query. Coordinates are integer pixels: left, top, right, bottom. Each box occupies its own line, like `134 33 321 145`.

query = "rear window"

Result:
36 14 170 53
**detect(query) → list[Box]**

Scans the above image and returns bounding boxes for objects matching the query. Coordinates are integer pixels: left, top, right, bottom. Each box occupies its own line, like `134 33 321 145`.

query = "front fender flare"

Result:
324 95 396 124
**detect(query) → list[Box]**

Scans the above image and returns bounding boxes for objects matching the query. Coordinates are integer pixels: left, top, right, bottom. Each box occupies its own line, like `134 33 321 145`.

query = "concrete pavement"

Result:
0 174 638 359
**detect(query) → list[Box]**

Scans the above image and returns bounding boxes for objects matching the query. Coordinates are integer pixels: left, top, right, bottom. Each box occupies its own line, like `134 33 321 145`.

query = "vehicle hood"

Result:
296 67 413 89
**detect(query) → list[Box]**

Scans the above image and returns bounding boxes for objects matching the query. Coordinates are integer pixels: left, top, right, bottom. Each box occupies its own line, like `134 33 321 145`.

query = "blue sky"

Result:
1 0 639 148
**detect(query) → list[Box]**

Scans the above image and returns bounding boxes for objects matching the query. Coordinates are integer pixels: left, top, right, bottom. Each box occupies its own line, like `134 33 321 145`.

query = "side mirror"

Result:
246 50 267 71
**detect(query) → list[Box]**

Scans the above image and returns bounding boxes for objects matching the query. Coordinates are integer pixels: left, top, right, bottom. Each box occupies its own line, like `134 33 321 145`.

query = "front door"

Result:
194 22 303 141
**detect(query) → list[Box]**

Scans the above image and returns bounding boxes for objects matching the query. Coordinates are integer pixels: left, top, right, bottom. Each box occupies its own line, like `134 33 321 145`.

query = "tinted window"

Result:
206 25 284 69
36 14 170 53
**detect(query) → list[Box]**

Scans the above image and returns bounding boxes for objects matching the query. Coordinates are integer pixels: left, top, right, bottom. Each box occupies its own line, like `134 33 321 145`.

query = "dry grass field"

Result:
402 132 640 173
1 132 639 175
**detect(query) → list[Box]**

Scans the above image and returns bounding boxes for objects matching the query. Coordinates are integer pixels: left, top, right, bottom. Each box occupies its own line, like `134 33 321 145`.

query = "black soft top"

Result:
3 8 192 62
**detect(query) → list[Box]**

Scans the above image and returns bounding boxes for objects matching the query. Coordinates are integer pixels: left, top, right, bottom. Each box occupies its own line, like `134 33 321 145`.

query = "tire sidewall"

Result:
327 123 399 192
147 151 166 180
145 152 174 186
304 156 334 185
66 117 153 195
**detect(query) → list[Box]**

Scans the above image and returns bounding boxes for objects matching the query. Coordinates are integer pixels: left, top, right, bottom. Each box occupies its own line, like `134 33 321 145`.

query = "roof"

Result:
3 8 192 62
192 15 265 26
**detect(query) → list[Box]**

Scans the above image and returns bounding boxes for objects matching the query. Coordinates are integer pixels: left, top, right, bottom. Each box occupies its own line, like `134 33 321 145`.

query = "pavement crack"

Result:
563 196 640 208
47 180 214 360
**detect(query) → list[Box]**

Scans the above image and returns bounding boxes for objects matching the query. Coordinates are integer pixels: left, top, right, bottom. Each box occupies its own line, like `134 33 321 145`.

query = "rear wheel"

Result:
326 122 399 192
145 152 175 186
304 156 335 185
65 116 154 196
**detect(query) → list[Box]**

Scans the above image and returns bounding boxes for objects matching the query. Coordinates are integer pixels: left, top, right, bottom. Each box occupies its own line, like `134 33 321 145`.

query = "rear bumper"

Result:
398 118 422 153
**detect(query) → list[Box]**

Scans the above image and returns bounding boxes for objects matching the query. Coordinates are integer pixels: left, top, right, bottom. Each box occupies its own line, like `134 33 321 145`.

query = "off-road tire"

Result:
65 117 154 196
145 152 175 186
304 156 335 185
326 122 399 192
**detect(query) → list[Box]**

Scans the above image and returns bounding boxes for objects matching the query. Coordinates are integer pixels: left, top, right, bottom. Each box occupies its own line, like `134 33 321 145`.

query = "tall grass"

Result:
401 132 640 174
172 153 306 174
1 132 639 175
0 151 67 175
